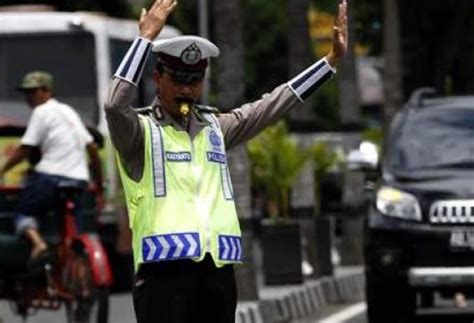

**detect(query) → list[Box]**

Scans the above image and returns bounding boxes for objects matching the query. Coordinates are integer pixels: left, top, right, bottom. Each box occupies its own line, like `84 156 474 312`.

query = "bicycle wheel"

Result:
64 247 109 323
95 286 109 323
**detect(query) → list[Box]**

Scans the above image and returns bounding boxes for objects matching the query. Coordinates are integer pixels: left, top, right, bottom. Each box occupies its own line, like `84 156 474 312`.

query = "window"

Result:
0 31 98 126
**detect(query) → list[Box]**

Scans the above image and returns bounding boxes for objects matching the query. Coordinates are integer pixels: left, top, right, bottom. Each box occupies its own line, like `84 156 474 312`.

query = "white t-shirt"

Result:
21 98 93 181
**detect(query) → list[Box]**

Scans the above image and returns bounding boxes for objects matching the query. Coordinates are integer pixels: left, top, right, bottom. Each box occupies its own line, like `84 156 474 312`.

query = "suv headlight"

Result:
376 186 422 221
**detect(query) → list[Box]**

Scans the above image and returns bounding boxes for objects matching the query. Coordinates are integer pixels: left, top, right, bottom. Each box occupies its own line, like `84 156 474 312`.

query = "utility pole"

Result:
198 0 210 104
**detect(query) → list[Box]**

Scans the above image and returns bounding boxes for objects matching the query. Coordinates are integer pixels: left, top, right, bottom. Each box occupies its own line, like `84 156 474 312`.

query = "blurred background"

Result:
2 1 474 322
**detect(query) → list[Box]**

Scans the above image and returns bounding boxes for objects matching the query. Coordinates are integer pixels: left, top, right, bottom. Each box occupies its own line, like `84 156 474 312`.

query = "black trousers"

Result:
132 254 237 323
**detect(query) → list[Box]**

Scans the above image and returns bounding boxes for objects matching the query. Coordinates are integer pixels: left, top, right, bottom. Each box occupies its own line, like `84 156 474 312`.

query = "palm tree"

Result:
287 0 313 126
338 0 361 127
212 0 250 219
212 0 257 301
286 0 319 219
383 0 402 129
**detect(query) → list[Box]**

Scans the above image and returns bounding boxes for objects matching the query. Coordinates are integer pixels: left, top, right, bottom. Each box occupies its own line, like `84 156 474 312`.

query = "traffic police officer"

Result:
104 0 347 322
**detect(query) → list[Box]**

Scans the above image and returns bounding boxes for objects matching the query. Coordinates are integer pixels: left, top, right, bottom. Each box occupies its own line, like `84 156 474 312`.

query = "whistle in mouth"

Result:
179 102 191 117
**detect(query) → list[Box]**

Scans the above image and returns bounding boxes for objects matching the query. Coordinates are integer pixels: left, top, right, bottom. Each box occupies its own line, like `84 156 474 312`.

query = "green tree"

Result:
383 0 403 128
142 0 198 34
400 0 474 96
310 142 344 215
287 0 314 128
212 0 252 221
241 0 288 100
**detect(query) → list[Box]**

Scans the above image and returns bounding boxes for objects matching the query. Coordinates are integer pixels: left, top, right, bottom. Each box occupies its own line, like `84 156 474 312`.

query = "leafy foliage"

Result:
242 0 288 100
361 127 383 149
353 0 383 55
247 121 312 219
311 76 341 130
142 0 198 35
310 142 345 215
311 142 344 181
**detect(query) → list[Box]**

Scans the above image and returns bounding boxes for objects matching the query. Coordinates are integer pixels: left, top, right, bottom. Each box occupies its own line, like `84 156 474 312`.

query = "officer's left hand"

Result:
139 0 178 41
326 0 348 67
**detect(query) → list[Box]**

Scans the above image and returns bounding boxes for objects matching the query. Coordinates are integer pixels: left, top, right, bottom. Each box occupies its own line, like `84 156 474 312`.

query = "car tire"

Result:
366 272 416 323
420 290 434 308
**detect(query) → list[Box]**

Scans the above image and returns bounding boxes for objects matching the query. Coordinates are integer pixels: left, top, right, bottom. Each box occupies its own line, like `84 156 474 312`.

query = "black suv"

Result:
364 88 474 322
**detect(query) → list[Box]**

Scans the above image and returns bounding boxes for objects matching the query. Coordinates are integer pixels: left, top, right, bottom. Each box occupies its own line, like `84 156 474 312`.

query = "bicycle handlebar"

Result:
0 185 22 193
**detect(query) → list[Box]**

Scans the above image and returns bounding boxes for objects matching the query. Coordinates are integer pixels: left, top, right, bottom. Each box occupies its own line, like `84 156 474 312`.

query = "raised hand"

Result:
139 0 178 40
327 0 348 67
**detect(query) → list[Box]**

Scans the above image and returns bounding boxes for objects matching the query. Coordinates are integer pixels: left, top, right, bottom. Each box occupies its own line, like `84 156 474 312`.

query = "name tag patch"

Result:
207 152 226 164
166 151 192 162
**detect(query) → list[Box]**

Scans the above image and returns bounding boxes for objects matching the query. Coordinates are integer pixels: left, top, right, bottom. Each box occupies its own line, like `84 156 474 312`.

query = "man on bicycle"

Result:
0 71 103 264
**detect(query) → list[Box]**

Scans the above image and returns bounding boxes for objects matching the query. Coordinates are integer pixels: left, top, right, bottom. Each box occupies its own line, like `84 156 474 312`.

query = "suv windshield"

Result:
0 32 98 127
386 107 474 172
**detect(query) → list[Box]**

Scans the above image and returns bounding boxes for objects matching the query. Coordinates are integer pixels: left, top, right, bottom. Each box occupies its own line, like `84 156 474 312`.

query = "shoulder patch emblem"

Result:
209 130 222 149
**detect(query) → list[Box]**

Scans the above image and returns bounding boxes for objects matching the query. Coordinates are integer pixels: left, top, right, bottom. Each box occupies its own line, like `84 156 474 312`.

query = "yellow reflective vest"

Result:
117 112 242 271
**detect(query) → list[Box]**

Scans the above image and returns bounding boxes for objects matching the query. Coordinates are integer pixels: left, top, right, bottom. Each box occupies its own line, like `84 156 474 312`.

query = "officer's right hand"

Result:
139 0 178 41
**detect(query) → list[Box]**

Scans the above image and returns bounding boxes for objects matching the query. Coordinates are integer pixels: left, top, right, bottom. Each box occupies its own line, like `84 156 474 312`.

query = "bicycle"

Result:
0 181 113 323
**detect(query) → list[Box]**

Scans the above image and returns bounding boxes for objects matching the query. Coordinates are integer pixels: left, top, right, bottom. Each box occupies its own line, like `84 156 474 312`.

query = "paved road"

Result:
294 297 474 323
292 302 367 323
4 292 474 323
0 293 135 323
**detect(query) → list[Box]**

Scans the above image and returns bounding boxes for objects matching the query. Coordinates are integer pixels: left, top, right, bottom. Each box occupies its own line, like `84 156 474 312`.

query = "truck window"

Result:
109 39 156 108
0 31 98 127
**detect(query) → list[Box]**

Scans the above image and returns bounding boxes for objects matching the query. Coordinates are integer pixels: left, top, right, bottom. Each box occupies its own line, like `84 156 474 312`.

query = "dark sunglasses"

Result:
162 66 205 85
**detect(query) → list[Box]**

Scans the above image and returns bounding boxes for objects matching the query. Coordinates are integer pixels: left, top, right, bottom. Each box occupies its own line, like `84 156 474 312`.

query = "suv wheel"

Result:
366 273 416 323
419 290 434 308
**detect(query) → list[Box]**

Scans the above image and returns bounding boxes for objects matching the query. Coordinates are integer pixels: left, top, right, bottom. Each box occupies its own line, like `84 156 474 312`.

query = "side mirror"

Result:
347 141 379 172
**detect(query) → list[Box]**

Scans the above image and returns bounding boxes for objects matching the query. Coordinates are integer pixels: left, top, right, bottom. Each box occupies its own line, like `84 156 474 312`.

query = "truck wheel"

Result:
420 290 434 308
366 273 416 323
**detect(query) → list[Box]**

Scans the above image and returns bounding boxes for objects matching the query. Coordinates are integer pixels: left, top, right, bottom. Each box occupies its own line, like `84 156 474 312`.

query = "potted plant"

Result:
247 121 312 285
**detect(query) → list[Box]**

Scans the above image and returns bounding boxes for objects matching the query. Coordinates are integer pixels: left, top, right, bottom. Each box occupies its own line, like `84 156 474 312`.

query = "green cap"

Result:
17 71 54 91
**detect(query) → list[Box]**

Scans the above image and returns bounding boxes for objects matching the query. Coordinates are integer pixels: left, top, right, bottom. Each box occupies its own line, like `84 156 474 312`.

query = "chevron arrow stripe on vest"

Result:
229 237 237 260
222 237 230 259
144 238 157 261
142 233 201 262
171 235 184 258
218 235 243 261
184 234 198 256
236 239 242 260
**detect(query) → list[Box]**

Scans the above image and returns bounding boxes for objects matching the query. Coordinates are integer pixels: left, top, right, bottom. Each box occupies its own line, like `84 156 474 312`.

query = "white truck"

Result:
0 8 180 195
0 10 181 307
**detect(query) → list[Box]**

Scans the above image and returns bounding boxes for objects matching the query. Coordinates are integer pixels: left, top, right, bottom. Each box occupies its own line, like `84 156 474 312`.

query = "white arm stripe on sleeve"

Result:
114 37 152 86
288 58 336 102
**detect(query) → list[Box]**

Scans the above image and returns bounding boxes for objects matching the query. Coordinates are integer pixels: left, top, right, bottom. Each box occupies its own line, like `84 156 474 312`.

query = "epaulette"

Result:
194 104 220 114
135 106 153 115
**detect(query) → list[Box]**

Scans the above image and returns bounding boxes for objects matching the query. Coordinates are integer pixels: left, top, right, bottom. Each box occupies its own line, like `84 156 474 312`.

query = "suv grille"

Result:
429 200 474 224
